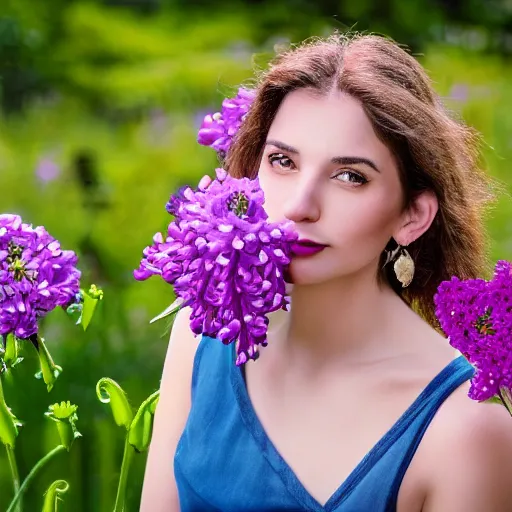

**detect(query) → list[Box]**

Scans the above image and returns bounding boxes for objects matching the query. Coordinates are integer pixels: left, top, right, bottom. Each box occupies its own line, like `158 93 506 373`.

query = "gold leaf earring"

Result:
393 246 415 288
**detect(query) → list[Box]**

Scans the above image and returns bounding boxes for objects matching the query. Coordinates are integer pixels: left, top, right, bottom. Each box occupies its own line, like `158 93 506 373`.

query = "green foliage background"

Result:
0 1 511 510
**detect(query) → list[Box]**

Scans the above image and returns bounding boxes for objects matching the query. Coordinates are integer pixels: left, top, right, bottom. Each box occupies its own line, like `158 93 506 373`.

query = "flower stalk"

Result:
113 437 134 512
3 334 23 369
97 378 160 511
6 445 66 512
0 364 22 511
6 445 21 512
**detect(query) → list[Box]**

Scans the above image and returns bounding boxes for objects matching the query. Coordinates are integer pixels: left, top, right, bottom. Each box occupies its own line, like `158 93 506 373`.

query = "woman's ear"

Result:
394 190 438 245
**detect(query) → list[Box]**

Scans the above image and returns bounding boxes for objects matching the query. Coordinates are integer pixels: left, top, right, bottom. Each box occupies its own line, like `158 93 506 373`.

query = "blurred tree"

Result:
0 15 42 112
1 0 511 114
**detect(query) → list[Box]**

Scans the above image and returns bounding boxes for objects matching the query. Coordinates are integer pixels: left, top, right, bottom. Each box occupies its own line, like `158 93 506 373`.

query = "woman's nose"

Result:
282 178 321 224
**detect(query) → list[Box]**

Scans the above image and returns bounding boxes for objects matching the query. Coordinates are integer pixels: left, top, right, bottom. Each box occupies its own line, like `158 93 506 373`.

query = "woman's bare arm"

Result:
423 401 512 511
139 307 199 512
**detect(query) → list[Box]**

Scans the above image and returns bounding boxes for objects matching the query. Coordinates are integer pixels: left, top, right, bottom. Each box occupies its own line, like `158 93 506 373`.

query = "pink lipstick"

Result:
290 239 328 257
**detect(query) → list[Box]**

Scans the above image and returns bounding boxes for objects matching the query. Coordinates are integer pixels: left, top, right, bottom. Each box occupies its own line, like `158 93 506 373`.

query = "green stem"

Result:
6 445 66 512
6 445 21 512
113 436 134 512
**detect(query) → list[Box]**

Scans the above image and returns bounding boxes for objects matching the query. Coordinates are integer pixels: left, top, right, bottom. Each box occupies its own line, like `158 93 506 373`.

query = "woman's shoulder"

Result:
167 314 232 394
420 383 512 510
164 306 202 372
139 307 201 511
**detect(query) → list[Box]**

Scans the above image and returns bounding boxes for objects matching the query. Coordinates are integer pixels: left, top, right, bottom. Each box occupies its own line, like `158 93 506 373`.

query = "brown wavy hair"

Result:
225 33 493 327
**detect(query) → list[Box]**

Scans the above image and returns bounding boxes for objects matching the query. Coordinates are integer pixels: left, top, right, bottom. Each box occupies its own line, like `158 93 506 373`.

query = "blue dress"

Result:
174 336 474 511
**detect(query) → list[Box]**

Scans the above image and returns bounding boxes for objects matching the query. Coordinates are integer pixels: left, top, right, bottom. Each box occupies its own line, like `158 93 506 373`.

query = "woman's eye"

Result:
268 153 296 171
334 170 368 185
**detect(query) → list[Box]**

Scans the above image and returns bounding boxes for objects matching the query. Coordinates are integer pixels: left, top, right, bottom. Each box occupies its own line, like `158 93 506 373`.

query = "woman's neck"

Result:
268 271 418 367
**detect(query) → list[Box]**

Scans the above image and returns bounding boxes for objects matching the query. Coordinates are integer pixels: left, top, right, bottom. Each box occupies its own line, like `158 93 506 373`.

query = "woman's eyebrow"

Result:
265 139 380 173
331 156 380 173
265 139 299 154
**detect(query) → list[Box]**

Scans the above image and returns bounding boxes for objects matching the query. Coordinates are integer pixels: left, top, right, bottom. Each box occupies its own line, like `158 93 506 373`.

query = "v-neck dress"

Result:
174 335 474 511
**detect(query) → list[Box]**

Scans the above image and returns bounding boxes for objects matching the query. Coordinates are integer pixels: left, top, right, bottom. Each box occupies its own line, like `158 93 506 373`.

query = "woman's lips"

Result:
290 239 328 257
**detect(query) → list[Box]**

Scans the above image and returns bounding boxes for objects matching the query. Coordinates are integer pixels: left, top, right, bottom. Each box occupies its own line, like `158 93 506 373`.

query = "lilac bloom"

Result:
0 214 81 339
435 260 512 402
197 87 256 156
135 169 297 365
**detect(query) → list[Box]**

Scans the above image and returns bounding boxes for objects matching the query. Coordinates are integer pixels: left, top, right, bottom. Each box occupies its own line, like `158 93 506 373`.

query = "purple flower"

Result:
135 169 297 365
36 157 61 183
448 83 469 103
197 87 256 156
434 261 512 402
0 214 81 339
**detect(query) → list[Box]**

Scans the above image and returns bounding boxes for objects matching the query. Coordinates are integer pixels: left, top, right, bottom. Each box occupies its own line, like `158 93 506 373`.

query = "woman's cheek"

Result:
259 173 286 222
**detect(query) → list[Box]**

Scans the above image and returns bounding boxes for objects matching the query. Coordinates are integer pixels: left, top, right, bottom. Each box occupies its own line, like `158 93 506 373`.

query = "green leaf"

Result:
42 480 69 512
33 337 62 392
0 378 22 448
80 285 103 331
128 390 160 453
96 378 133 430
500 387 512 416
149 297 183 324
80 293 97 331
484 395 503 406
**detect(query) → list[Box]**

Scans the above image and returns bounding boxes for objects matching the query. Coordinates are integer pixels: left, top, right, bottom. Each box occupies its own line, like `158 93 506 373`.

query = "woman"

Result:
140 34 512 511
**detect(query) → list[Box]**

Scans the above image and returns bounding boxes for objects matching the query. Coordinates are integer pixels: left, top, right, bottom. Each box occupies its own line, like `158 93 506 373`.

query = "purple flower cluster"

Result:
197 87 255 156
0 214 81 339
435 260 512 401
134 169 297 365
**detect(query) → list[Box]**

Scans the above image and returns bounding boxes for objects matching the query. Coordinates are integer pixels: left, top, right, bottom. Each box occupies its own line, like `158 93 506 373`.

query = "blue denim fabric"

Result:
174 336 474 511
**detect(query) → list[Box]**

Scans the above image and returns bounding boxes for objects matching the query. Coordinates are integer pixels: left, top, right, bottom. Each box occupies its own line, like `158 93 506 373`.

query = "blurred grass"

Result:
0 9 511 511
423 45 512 259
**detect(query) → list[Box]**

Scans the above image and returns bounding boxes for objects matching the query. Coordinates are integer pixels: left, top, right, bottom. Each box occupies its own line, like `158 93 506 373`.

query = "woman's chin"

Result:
286 260 334 286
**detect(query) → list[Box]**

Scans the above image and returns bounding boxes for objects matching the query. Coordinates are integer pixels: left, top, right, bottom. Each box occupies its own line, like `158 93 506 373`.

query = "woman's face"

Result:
258 88 407 286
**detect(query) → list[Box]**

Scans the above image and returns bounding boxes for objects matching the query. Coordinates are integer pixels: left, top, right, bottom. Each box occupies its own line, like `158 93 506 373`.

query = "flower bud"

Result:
96 378 133 430
45 401 81 451
42 479 69 512
128 390 159 453
31 335 62 392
